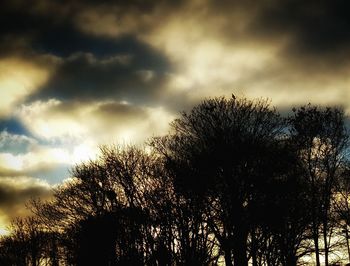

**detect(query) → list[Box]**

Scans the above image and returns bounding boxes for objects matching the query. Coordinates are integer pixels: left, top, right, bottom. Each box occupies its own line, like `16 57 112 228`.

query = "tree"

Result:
248 139 314 266
32 145 163 265
334 163 350 263
1 95 348 266
151 96 285 266
0 217 49 266
288 104 349 266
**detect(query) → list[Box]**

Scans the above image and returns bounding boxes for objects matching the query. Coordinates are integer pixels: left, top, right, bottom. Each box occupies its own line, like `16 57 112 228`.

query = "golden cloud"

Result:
14 99 175 164
0 57 53 117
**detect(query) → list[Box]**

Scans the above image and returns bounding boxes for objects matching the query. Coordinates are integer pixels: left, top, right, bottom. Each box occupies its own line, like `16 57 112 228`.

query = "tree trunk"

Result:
251 231 258 266
323 219 329 266
224 247 233 266
233 228 248 266
310 186 320 266
346 225 350 263
313 223 321 266
285 252 297 266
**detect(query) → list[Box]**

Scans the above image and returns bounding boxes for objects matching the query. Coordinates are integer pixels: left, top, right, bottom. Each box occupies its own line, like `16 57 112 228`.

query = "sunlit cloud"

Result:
16 99 174 142
0 153 24 171
0 130 79 183
139 1 350 112
0 150 68 176
13 99 174 168
161 40 280 104
0 57 51 117
16 99 88 140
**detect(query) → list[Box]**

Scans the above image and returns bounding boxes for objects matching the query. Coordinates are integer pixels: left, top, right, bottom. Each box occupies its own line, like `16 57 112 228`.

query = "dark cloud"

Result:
28 37 171 104
2 0 350 57
0 0 183 57
0 1 69 57
196 0 350 55
34 28 132 57
250 0 350 54
0 184 47 208
96 101 149 120
0 168 20 178
0 182 49 208
0 177 51 221
0 0 173 107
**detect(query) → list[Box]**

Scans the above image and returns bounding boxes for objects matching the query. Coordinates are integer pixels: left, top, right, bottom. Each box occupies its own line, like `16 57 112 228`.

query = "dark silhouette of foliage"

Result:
289 104 349 266
0 96 349 266
151 97 289 266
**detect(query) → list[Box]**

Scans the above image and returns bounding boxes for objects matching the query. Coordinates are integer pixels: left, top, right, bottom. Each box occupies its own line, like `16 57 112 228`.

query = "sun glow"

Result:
71 144 97 163
0 153 24 171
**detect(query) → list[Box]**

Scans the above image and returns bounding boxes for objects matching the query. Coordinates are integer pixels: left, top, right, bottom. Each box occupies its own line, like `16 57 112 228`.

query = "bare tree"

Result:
289 104 349 266
1 96 348 266
31 145 165 265
151 96 285 266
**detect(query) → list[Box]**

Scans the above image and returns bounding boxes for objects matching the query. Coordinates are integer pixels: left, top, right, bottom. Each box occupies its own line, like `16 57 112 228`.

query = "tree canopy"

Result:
1 96 349 266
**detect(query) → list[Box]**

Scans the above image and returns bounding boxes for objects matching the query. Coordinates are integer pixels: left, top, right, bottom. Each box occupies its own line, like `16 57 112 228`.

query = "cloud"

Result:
74 1 184 38
3 0 348 114
249 0 350 55
3 0 350 61
0 0 349 144
0 130 72 184
28 45 171 105
11 99 174 176
0 57 53 118
16 99 174 143
0 130 37 155
0 152 70 183
0 176 52 231
128 0 350 112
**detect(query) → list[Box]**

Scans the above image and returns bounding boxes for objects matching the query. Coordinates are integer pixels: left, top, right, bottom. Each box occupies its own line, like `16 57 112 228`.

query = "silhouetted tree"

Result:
151 96 285 266
248 140 313 266
289 105 349 266
1 95 349 266
0 217 48 266
334 163 350 263
32 145 163 265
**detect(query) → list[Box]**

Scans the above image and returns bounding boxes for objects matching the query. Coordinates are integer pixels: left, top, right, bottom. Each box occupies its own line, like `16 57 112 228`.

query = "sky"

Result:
0 0 350 233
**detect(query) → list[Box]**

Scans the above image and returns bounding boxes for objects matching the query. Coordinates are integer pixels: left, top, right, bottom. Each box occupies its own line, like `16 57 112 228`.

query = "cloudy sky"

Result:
1 0 350 233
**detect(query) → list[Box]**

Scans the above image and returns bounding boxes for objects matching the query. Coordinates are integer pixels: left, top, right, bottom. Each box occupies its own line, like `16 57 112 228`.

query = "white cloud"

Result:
15 99 87 140
0 130 78 182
